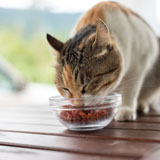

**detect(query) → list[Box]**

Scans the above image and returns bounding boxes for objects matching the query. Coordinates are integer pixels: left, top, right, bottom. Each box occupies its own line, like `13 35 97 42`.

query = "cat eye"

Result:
106 44 113 51
62 88 70 93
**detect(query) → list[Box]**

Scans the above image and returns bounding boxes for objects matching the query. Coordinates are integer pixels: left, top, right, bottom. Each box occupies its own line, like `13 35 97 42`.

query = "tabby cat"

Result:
47 2 160 121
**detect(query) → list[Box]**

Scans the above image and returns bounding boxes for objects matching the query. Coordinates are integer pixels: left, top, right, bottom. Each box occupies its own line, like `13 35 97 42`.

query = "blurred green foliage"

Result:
0 29 67 84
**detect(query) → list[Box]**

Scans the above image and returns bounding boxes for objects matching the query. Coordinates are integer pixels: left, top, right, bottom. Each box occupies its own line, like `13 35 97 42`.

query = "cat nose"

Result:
71 99 84 107
70 92 84 107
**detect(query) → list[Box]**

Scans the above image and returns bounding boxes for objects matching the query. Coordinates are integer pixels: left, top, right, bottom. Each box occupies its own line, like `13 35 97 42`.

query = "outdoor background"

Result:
0 0 160 85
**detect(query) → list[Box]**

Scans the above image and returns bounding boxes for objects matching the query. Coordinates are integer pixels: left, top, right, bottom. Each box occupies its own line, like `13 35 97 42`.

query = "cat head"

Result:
47 19 122 106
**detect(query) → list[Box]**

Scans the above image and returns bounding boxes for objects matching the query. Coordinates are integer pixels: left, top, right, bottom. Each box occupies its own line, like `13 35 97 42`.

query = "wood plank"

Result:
0 122 66 133
1 104 160 157
1 120 160 134
1 105 160 118
0 105 51 113
2 111 160 125
0 146 130 160
0 110 55 118
0 131 159 158
2 106 160 144
2 104 160 126
0 115 58 125
108 121 160 131
1 104 160 116
1 100 160 160
0 110 59 125
2 110 160 132
3 113 160 128
2 109 160 131
2 121 160 143
136 116 160 123
140 147 160 160
63 128 160 143
147 109 160 116
84 129 160 143
0 106 54 116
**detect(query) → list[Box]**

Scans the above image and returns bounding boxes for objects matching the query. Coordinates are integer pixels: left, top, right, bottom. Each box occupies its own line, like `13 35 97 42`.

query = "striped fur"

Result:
47 2 160 121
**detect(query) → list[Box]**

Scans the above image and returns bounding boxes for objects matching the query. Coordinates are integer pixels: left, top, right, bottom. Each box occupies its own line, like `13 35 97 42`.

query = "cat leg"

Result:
138 58 160 114
138 101 150 115
115 44 159 121
138 87 154 115
115 69 147 121
138 88 160 114
150 92 160 111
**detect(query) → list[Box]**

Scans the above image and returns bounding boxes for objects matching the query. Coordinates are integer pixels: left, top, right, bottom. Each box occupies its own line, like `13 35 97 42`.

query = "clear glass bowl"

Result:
49 93 121 131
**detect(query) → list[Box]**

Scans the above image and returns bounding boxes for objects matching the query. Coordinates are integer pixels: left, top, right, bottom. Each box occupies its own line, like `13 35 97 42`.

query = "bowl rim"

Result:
49 92 121 101
49 93 121 110
51 103 120 110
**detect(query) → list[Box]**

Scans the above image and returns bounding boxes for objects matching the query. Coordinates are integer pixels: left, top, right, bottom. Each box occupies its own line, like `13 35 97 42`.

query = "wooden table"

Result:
1 104 160 160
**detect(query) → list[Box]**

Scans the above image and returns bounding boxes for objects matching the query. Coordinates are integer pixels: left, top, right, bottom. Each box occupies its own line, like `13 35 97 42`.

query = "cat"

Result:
46 1 160 121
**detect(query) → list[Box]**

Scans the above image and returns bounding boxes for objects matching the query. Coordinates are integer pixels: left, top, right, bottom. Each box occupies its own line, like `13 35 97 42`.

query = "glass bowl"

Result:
49 93 121 131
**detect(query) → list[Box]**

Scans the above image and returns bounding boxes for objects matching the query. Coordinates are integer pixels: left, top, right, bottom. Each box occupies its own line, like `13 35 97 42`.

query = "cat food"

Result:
50 93 121 130
59 106 112 125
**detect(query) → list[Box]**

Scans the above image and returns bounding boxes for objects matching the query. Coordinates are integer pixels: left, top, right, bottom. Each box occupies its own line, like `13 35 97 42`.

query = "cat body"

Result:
47 2 159 121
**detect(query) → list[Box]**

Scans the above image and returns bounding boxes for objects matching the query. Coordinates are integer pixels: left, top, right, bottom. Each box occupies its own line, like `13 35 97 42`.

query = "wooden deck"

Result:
1 104 160 160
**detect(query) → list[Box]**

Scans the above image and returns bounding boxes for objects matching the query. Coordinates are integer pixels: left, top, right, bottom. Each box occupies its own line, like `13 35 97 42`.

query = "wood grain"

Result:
108 121 160 131
0 131 158 159
1 104 160 159
0 146 131 160
140 147 160 160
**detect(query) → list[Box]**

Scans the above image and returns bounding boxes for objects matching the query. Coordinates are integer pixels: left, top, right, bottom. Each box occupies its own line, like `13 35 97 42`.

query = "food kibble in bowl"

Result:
59 106 113 125
50 93 121 131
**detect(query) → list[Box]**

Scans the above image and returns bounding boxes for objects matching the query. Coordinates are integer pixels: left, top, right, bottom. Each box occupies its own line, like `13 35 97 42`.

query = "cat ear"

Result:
94 19 112 48
46 33 64 52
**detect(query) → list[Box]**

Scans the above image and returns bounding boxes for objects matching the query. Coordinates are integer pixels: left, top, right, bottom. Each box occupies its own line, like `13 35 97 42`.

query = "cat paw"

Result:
114 107 137 121
138 102 150 115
